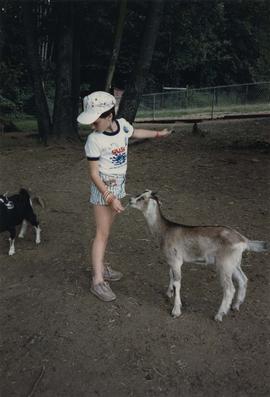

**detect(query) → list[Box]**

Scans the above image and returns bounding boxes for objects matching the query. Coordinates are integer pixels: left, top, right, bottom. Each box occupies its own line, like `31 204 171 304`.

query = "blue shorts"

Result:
90 172 126 206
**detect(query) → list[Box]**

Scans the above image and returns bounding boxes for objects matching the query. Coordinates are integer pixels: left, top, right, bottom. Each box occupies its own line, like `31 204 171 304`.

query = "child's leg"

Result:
91 204 116 285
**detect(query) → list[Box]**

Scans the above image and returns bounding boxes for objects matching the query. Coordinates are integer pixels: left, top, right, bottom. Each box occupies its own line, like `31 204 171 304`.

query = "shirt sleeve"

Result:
120 118 134 138
84 133 101 160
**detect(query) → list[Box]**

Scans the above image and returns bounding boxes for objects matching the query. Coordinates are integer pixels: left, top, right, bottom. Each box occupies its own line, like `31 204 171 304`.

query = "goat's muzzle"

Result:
129 197 137 207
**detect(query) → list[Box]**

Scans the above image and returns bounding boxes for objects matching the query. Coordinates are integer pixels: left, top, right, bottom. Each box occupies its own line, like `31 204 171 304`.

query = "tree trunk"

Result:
52 1 75 138
117 0 164 122
22 2 52 144
105 0 127 92
0 1 6 61
72 30 80 133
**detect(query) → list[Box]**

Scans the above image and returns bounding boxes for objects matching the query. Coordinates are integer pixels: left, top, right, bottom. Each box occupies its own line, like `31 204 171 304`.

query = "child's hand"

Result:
111 198 125 213
156 128 174 138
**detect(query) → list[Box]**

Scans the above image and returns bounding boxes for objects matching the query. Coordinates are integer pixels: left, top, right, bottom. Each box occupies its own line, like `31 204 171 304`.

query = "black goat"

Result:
0 188 43 255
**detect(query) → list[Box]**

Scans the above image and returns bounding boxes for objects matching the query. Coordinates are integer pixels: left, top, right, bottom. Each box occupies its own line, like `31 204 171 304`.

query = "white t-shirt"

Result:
84 118 134 176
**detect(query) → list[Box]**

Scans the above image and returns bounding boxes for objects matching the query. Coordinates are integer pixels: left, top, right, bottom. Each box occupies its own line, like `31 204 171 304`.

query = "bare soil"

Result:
0 117 269 397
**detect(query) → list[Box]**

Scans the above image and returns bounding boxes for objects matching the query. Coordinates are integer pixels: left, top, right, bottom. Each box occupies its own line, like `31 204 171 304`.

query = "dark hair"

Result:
100 106 115 120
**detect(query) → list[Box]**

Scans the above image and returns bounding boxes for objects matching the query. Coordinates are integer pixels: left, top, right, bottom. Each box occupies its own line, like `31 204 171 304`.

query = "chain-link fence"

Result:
136 82 270 121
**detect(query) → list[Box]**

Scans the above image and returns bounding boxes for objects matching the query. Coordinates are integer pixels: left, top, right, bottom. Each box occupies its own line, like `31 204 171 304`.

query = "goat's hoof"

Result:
36 240 41 245
18 234 24 239
232 303 240 311
214 313 223 322
9 251 15 256
171 308 181 318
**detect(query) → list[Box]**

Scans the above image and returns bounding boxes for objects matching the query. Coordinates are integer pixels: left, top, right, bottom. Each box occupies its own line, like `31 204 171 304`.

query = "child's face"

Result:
92 115 112 132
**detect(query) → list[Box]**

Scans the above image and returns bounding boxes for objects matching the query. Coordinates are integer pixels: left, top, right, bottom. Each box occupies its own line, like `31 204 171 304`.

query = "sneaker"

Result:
90 281 116 302
103 265 123 282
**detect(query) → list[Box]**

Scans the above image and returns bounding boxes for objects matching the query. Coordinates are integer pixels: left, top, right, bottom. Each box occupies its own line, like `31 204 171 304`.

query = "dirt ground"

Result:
0 117 269 397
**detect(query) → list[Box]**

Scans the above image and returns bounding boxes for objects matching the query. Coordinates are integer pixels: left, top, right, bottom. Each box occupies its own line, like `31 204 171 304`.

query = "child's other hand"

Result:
157 128 173 138
111 198 125 213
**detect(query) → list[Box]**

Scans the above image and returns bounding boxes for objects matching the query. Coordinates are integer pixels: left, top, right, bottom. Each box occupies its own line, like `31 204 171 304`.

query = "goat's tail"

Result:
32 196 45 209
19 188 45 208
247 240 269 252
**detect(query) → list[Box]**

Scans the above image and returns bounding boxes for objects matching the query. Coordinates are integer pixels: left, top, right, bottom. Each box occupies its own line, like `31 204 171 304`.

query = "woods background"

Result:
1 0 270 142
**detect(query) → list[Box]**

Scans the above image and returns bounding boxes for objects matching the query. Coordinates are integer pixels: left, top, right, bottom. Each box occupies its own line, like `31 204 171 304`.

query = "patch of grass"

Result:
14 117 38 132
137 102 270 120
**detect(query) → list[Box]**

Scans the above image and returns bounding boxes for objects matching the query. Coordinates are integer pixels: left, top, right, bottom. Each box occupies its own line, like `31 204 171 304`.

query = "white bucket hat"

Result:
77 91 116 124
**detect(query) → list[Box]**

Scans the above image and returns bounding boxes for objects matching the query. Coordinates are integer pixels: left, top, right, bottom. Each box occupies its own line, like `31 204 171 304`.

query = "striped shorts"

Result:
90 172 126 206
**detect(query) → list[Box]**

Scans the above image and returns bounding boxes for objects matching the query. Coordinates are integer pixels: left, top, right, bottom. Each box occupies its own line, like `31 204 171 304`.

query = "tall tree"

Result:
22 1 52 144
52 1 76 138
104 0 127 92
71 1 81 132
117 0 164 122
0 1 5 62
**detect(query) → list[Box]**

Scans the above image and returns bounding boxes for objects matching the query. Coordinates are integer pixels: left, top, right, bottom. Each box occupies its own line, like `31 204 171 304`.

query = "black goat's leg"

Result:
18 219 28 238
8 228 16 256
25 212 41 244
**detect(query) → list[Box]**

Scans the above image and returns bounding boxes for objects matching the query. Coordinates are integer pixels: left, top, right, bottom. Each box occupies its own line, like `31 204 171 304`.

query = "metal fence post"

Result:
185 86 189 109
211 88 215 119
245 84 248 105
153 94 156 121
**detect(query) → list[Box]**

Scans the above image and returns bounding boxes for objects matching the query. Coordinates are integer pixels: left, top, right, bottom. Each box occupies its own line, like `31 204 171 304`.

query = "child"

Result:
77 91 172 302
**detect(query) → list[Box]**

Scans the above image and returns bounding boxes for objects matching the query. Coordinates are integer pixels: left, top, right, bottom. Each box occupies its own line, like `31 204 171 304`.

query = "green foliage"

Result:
149 0 270 90
0 94 17 114
1 0 270 116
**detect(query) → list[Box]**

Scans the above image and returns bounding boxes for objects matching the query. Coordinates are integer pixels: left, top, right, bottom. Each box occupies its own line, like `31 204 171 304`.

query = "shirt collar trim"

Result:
102 120 120 136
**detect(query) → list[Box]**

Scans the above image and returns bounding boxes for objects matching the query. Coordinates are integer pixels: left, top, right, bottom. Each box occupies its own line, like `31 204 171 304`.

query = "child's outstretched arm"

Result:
132 128 172 139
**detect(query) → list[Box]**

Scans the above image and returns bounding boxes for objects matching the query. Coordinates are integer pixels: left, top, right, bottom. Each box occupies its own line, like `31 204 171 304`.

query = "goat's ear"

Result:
151 191 162 206
157 197 163 207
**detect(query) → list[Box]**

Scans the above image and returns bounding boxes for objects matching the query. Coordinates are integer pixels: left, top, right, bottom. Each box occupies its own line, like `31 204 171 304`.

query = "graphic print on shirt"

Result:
110 144 127 166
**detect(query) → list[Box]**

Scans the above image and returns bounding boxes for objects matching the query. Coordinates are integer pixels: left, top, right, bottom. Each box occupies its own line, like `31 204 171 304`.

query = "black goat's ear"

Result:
151 191 158 197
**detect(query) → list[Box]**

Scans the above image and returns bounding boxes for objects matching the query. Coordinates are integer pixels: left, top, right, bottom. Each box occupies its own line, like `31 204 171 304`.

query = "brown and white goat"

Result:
129 190 269 321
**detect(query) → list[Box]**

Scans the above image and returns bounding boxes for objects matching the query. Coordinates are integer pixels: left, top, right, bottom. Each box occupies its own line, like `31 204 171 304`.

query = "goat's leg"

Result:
9 238 15 256
215 265 235 322
232 267 248 311
18 220 28 238
8 228 16 256
171 261 183 318
25 213 41 244
34 226 41 244
166 268 174 298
